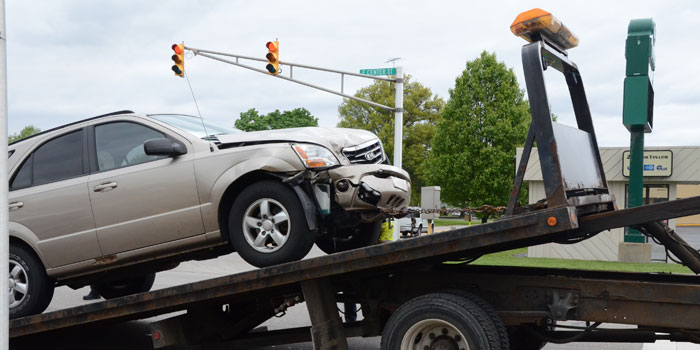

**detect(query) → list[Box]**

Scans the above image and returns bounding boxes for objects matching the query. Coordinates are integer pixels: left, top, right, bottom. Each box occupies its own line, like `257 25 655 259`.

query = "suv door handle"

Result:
94 181 118 192
9 201 23 211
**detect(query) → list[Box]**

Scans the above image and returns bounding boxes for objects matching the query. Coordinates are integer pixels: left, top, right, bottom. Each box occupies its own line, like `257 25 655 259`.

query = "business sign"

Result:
622 150 672 177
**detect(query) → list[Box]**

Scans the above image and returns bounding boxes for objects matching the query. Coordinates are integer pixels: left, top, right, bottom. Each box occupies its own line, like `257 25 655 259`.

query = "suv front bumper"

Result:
328 164 411 211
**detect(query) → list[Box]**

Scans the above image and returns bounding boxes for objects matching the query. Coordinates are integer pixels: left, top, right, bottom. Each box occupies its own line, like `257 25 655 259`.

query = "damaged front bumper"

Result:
327 164 411 211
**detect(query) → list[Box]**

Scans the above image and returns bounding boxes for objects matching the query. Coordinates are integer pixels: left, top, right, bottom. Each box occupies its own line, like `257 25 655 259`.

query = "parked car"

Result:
396 210 431 237
7 111 410 318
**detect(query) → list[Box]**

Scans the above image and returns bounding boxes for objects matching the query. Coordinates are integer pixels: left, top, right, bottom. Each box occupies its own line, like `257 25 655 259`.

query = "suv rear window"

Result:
10 130 85 190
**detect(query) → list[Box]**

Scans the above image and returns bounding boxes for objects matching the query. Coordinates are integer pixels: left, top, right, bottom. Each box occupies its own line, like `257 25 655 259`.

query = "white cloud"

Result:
5 0 699 147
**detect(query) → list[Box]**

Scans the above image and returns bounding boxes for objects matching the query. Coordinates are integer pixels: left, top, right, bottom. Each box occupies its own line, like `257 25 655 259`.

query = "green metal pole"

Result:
623 18 655 244
626 126 646 242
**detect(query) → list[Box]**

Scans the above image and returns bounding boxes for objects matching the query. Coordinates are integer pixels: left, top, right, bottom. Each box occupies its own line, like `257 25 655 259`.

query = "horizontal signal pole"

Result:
186 46 396 112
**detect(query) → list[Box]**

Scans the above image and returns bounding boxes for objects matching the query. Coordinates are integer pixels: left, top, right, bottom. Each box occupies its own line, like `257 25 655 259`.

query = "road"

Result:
15 228 700 349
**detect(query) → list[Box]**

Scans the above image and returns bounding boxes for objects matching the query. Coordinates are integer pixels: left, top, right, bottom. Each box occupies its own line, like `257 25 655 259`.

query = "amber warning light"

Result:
510 8 579 50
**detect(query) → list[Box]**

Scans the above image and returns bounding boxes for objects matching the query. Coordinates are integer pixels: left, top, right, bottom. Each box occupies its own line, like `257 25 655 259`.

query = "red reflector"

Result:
152 331 162 341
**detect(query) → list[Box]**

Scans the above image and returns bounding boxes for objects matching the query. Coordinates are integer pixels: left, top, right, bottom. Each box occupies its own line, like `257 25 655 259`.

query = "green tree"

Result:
9 125 41 143
234 107 318 131
425 51 530 220
337 75 444 204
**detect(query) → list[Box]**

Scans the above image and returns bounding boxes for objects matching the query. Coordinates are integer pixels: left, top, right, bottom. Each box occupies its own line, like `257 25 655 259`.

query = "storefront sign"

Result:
622 150 672 177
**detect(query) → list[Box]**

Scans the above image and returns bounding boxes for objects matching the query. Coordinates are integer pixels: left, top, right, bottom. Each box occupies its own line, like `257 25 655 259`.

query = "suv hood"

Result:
216 127 379 155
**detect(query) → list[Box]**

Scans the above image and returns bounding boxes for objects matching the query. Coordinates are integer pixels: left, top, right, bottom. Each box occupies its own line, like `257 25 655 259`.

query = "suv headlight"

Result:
292 144 340 168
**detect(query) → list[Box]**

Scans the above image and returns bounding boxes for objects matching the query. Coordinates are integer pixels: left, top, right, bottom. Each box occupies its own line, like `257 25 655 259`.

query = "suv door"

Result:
9 128 101 268
87 120 204 256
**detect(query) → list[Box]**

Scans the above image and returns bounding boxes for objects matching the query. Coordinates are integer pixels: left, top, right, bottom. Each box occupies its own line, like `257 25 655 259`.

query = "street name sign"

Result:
360 67 396 76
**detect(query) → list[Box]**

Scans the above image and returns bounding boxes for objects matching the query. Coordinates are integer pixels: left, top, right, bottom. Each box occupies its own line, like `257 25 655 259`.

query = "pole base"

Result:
618 242 652 263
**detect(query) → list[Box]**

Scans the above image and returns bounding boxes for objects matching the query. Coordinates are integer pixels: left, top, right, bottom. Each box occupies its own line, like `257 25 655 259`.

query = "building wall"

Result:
677 184 700 226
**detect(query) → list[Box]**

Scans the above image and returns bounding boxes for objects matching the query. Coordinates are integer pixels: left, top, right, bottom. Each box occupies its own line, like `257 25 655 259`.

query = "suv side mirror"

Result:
144 138 187 157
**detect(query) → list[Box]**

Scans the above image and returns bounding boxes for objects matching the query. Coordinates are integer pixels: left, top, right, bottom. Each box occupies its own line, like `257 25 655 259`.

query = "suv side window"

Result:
11 130 85 190
94 122 165 171
10 155 32 190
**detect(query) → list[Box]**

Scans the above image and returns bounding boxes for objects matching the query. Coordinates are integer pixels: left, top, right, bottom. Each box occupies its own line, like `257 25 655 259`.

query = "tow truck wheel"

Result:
229 181 315 267
381 292 503 350
94 273 156 299
315 220 382 254
445 290 510 350
9 243 54 319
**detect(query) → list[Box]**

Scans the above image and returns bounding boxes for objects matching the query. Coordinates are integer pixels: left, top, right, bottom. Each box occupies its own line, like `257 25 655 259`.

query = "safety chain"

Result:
381 205 506 218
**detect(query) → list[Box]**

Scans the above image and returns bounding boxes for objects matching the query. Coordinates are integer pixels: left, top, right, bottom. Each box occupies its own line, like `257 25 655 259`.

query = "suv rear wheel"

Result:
9 243 54 319
229 181 315 267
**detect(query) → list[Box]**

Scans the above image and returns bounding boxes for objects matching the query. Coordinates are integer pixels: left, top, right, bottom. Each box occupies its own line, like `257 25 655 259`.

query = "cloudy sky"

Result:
5 0 700 147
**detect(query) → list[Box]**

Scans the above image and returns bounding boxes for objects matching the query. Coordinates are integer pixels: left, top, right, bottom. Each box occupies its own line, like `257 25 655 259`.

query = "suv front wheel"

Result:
229 181 316 268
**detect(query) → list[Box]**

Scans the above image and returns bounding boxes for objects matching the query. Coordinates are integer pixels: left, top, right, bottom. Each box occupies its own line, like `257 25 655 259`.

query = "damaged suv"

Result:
8 111 410 318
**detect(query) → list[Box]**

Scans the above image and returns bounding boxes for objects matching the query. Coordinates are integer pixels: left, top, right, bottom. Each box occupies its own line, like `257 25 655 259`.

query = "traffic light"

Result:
265 41 279 75
171 43 185 77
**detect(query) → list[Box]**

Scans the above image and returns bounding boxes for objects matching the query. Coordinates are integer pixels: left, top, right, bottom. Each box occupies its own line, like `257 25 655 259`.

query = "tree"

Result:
234 107 318 131
337 75 444 204
425 51 530 221
9 125 41 143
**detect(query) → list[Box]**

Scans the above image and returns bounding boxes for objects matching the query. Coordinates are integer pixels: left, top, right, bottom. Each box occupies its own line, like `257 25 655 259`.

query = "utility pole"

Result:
392 66 403 240
0 0 9 348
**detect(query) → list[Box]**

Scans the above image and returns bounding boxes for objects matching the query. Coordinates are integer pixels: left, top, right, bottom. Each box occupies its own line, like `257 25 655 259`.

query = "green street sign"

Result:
359 67 396 76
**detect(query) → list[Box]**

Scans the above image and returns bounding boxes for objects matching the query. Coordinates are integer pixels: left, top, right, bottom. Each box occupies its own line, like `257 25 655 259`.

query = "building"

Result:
519 146 700 261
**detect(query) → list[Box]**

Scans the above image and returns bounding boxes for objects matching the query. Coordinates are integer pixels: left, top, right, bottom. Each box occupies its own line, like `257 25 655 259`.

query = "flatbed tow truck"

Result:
10 10 700 350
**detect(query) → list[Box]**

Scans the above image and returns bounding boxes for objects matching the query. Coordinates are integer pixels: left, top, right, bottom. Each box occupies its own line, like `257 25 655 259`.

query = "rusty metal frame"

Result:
301 279 349 350
508 40 613 213
405 265 700 332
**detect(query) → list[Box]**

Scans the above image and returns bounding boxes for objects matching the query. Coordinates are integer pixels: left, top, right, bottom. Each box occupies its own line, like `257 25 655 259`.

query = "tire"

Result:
94 272 156 299
381 292 502 350
229 180 315 267
315 220 382 254
9 243 54 319
445 290 509 350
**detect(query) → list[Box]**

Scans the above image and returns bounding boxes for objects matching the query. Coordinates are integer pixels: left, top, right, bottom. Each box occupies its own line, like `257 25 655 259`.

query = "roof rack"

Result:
9 110 134 146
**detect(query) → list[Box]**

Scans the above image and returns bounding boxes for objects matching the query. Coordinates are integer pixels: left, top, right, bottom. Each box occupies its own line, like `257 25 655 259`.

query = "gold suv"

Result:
8 111 410 318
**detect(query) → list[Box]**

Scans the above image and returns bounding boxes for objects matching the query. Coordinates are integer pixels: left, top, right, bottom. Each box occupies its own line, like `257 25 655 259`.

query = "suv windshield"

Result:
150 114 240 140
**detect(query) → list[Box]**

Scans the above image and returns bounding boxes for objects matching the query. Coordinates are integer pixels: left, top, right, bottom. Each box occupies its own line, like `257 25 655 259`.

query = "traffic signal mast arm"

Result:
184 45 398 112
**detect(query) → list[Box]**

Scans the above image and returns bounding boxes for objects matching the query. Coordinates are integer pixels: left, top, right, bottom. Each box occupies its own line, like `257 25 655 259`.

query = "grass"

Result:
468 247 694 274
433 218 480 226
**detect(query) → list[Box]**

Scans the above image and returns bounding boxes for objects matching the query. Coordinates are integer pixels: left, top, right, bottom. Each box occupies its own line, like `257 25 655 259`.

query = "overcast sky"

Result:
5 0 700 147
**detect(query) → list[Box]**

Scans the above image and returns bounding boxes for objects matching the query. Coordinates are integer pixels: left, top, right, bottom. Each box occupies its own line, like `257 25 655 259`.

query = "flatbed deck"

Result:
11 196 700 344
